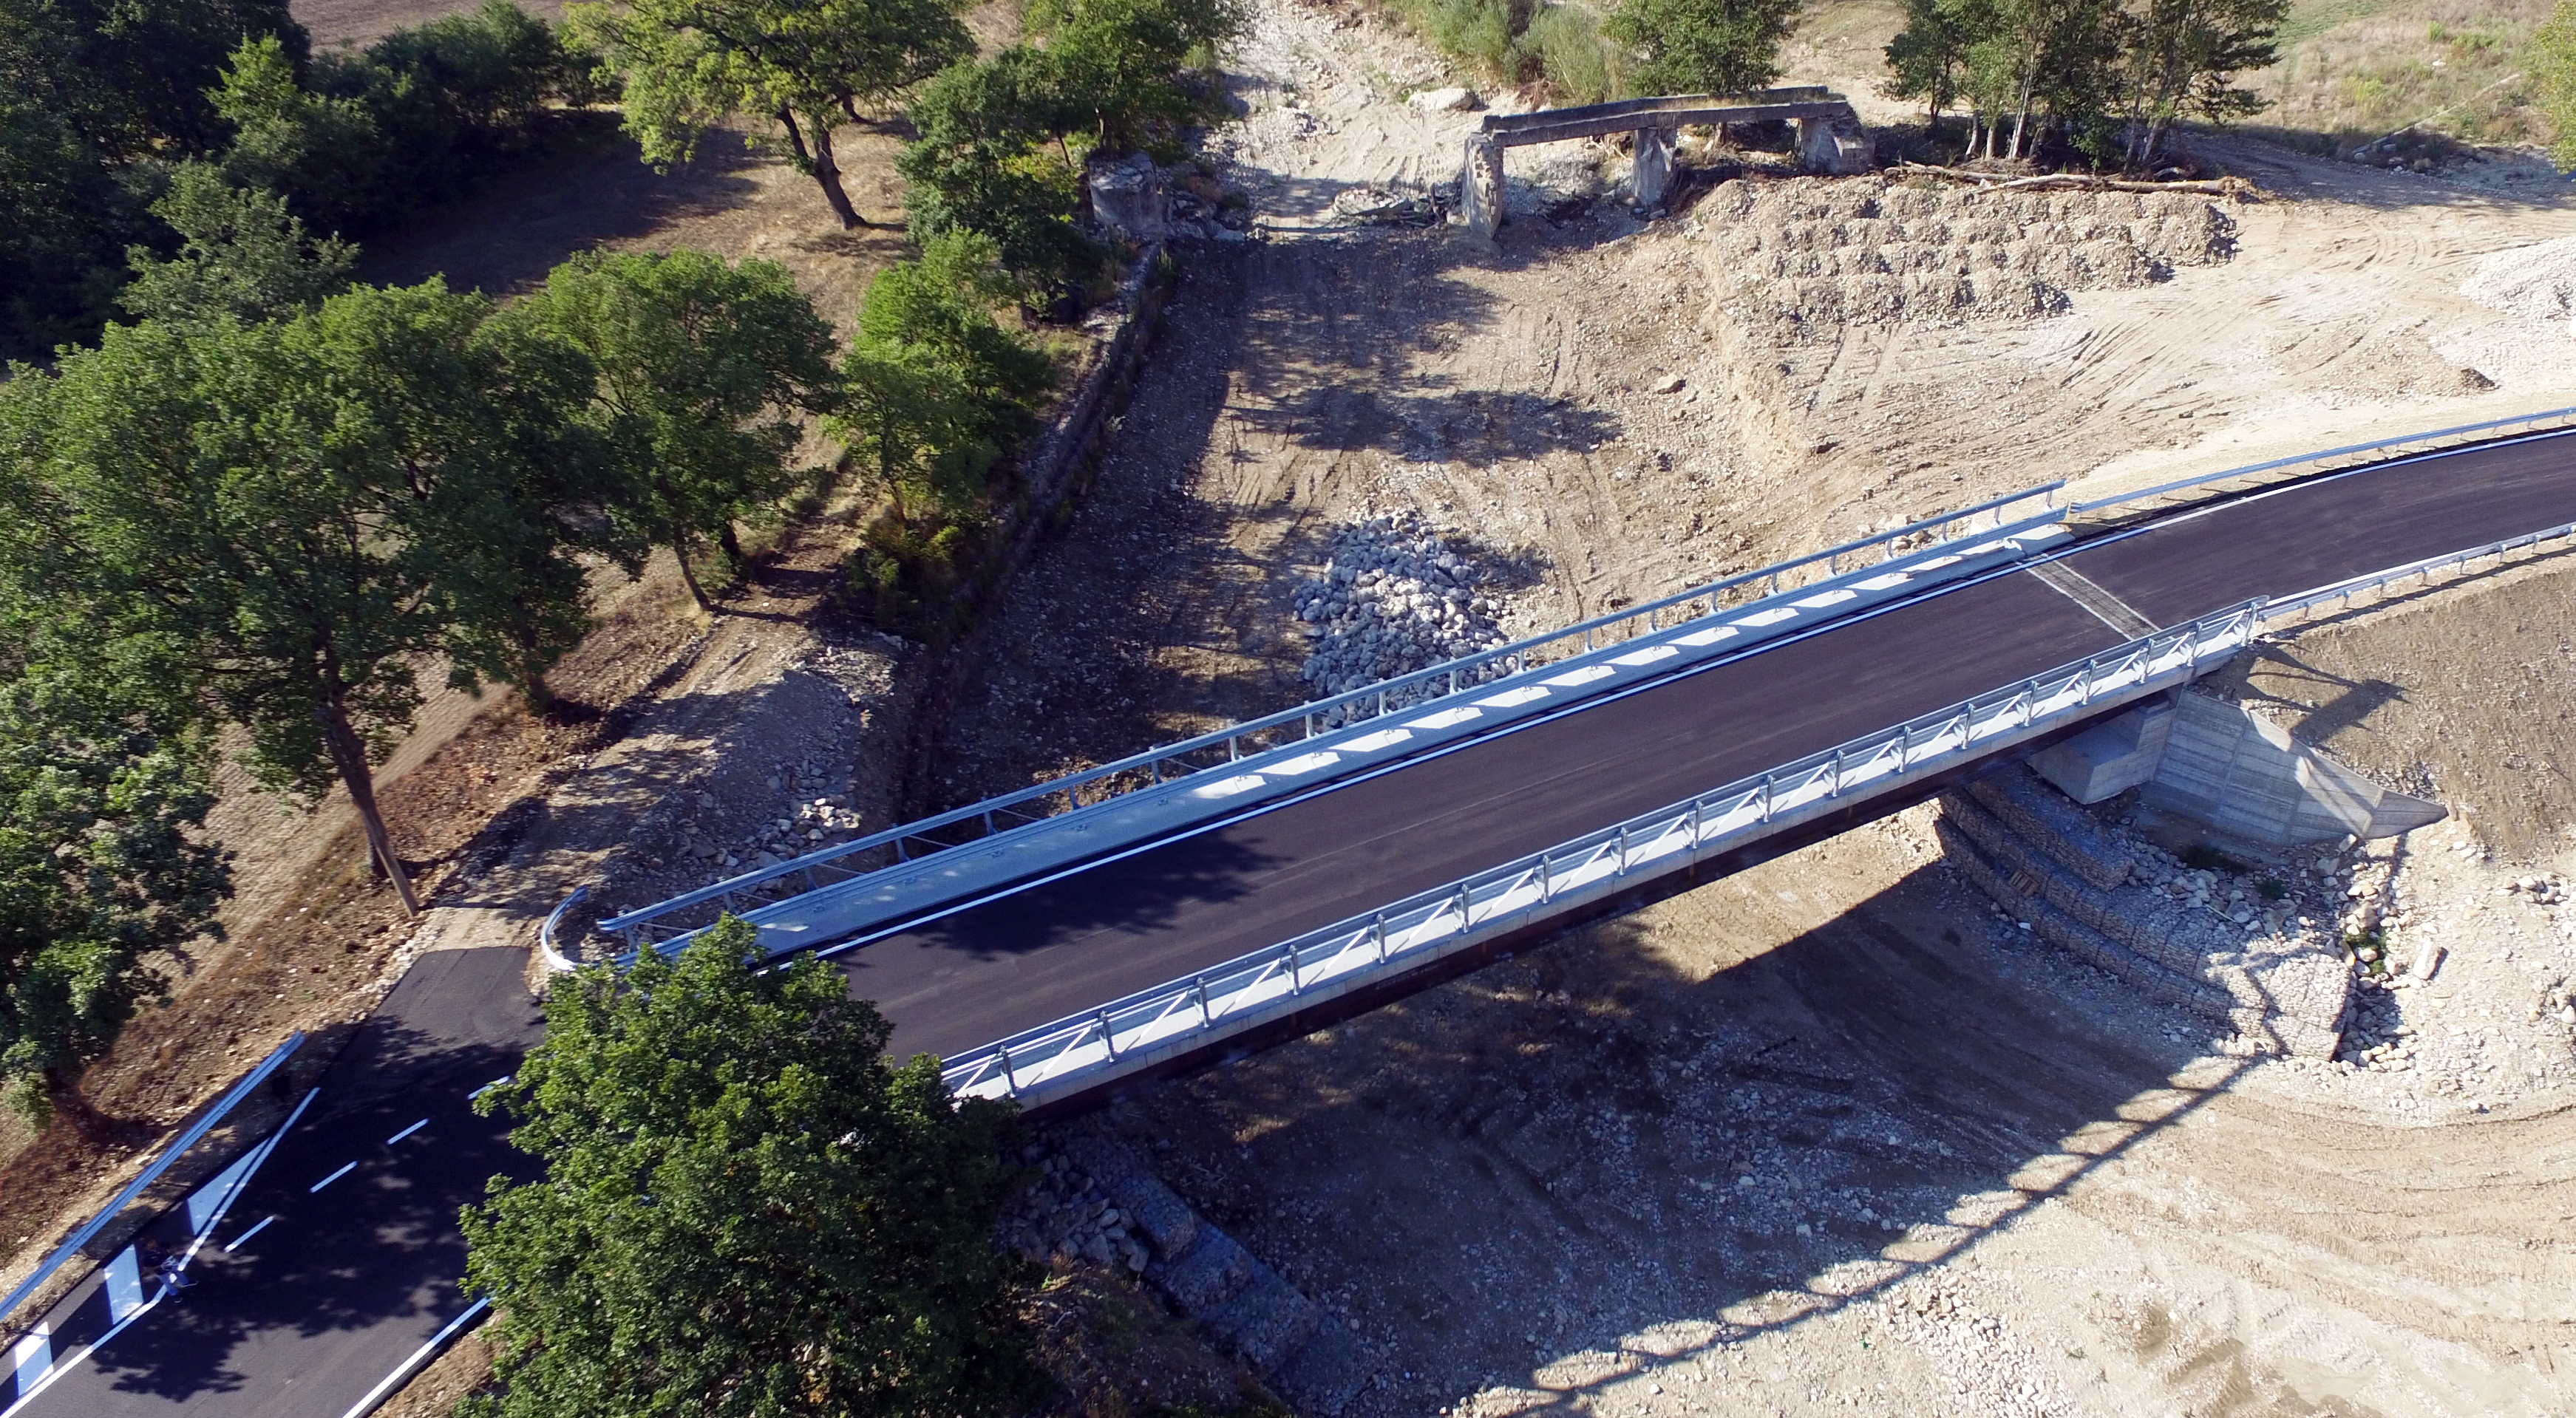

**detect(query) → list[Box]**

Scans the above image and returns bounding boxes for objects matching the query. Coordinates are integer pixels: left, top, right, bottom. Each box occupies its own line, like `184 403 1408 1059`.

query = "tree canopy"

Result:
2532 0 2576 169
495 248 842 610
0 646 226 1130
571 0 974 228
1605 0 1800 97
120 163 358 325
1 284 606 911
1883 0 2283 165
461 917 1030 1418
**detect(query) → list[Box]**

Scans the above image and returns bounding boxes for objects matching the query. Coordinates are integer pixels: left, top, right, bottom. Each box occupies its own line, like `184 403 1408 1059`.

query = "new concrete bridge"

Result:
7 414 2575 1417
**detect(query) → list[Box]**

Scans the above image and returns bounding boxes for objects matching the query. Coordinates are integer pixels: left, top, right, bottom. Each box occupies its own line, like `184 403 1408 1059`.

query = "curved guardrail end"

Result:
538 886 589 975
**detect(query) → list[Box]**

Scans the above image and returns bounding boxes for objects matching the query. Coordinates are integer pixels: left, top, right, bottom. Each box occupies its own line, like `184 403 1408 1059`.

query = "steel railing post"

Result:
1760 774 1774 820
1373 913 1389 961
1288 944 1302 994
1097 1010 1118 1059
1617 827 1629 872
1196 975 1212 1026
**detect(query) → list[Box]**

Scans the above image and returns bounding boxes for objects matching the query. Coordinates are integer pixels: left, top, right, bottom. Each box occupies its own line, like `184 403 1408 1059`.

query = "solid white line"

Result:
336 1297 490 1418
224 1216 276 1252
384 1119 427 1145
308 1162 356 1193
0 1291 163 1418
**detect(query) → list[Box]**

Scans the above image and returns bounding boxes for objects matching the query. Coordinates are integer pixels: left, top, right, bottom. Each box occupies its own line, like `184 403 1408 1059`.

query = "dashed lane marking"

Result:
308 1162 356 1194
225 1217 276 1252
385 1119 427 1145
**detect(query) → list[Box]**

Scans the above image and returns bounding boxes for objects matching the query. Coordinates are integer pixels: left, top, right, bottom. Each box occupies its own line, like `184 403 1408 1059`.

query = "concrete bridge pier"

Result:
1463 133 1504 237
1631 126 1676 208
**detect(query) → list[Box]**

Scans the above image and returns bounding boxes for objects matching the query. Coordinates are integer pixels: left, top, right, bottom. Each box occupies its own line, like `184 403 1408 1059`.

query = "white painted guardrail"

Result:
591 481 2070 955
933 602 2269 1106
939 511 2576 1108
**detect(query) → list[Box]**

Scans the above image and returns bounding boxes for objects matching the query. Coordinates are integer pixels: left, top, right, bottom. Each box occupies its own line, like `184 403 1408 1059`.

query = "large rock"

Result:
1407 86 1481 112
1088 152 1169 240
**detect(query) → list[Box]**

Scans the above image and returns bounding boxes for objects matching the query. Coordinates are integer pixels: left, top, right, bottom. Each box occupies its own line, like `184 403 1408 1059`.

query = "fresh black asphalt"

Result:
13 428 2570 1415
17 949 537 1417
843 431 2576 1058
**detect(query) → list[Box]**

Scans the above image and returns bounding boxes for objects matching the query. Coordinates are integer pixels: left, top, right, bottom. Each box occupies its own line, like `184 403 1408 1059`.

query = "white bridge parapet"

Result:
942 603 2272 1109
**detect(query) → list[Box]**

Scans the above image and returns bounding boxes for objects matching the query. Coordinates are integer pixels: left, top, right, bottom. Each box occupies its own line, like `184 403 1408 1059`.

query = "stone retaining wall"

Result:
1939 765 2352 1057
1003 1131 1370 1413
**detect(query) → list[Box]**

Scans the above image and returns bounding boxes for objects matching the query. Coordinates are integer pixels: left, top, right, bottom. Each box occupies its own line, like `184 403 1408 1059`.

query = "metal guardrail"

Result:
937 603 2272 1105
940 508 2576 1107
2263 519 2576 620
593 480 2066 952
0 1034 302 1330
2068 404 2576 526
586 406 2576 962
538 886 587 975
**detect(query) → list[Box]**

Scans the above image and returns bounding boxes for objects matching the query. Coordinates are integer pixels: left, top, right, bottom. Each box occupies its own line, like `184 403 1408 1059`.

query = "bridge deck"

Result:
844 430 2576 1060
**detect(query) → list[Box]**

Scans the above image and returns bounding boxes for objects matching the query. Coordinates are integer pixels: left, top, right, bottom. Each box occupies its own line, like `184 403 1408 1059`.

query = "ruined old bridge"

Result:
1461 86 1874 234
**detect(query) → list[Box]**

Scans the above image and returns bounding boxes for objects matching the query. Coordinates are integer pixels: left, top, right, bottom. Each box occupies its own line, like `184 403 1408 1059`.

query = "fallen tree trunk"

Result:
1893 162 2254 197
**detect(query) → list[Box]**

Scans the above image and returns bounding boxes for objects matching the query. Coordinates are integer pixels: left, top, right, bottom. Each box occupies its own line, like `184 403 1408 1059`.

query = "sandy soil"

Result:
903 0 2576 1412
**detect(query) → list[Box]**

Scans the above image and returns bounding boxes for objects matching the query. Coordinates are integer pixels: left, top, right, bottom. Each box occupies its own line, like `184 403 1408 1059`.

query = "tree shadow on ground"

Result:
57 950 537 1408
356 112 771 297
1104 852 2252 1409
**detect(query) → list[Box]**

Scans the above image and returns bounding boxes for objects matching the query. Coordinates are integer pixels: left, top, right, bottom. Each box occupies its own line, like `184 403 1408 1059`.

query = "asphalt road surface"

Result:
10 429 2569 1416
841 431 2576 1058
10 950 539 1418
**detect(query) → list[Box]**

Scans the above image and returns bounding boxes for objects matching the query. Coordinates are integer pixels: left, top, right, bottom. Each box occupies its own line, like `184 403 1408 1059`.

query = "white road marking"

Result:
224 1216 276 1252
308 1162 356 1194
384 1119 427 1145
467 1075 511 1100
336 1298 491 1418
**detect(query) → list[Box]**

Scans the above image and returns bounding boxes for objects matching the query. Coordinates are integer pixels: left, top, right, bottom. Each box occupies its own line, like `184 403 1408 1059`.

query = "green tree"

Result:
206 35 390 236
0 646 227 1131
833 234 1051 530
2542 1 2576 169
461 917 1030 1418
1604 0 1801 97
1027 0 1246 151
2 284 604 913
1884 0 1988 129
897 51 1104 298
0 0 308 163
120 163 357 324
2115 0 2282 166
568 0 973 229
0 91 144 361
495 248 841 611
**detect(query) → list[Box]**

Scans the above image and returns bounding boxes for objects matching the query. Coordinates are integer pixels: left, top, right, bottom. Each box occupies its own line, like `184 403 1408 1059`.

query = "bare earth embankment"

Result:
908 0 2576 1411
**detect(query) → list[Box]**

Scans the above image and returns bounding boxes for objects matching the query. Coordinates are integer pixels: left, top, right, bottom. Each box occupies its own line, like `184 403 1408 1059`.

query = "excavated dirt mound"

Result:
1699 177 2236 332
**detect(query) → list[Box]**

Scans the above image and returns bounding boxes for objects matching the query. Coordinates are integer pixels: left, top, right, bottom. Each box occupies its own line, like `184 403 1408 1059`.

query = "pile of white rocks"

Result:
1291 512 1511 717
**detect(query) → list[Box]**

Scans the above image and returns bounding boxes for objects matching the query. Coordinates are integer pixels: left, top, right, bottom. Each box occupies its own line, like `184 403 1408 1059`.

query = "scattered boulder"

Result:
1407 85 1481 112
1291 511 1512 721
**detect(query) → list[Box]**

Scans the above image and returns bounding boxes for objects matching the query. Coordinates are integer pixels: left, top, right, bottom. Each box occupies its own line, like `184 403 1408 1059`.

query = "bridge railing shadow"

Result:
1104 851 2259 1407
